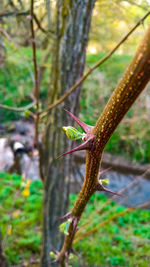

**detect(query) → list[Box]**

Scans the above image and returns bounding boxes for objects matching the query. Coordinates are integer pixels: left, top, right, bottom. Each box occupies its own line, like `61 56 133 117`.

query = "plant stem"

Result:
58 23 150 265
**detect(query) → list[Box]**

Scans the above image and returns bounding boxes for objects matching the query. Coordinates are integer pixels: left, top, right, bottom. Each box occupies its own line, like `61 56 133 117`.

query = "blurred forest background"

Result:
0 0 150 266
0 0 150 162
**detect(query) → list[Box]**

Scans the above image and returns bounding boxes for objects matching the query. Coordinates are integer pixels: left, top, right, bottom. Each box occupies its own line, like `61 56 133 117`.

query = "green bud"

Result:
62 126 85 140
59 218 72 235
24 110 31 118
99 178 109 186
49 251 56 259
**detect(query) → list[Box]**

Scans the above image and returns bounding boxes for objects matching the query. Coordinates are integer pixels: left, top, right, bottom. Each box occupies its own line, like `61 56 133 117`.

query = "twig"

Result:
40 10 150 118
30 0 44 181
0 102 35 112
0 10 29 17
30 2 39 106
0 27 34 82
77 175 139 233
74 168 149 235
33 13 47 34
33 13 54 34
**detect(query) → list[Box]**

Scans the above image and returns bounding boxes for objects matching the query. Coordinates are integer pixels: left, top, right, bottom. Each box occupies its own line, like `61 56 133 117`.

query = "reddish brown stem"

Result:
58 24 150 266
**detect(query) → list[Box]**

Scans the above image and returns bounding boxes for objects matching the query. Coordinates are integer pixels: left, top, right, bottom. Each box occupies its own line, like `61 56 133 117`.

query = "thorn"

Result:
64 109 93 133
96 183 120 196
57 137 94 158
99 167 112 177
57 211 72 222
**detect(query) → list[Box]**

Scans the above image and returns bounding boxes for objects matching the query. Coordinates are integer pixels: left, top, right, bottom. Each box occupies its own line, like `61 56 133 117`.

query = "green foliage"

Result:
0 173 150 266
0 172 43 265
70 194 150 267
0 46 48 122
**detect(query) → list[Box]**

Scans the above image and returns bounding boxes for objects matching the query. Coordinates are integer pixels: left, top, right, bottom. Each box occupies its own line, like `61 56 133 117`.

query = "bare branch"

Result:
0 10 29 18
0 102 35 112
40 10 150 118
30 0 44 181
0 27 34 82
30 2 39 105
33 13 47 34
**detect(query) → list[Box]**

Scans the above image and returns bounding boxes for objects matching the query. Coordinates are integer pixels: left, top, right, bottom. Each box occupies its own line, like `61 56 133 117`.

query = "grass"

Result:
0 172 150 266
0 172 42 265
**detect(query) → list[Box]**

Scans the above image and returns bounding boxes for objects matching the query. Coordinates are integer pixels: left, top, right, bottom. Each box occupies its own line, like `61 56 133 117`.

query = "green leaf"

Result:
100 178 109 186
59 219 72 235
49 251 56 259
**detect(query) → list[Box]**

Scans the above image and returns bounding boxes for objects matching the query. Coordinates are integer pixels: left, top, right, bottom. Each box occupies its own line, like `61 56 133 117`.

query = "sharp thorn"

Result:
56 211 72 221
96 183 120 196
57 138 92 158
103 187 121 196
64 109 93 133
99 167 112 177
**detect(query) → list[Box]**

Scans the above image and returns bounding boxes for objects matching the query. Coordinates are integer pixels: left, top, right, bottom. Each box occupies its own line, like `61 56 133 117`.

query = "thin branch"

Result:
0 27 34 82
30 0 44 181
33 13 54 34
40 11 150 118
33 13 48 34
0 10 29 17
0 102 35 112
30 1 39 106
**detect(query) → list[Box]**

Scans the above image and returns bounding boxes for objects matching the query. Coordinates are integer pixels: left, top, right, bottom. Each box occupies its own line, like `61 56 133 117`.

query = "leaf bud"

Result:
62 126 86 141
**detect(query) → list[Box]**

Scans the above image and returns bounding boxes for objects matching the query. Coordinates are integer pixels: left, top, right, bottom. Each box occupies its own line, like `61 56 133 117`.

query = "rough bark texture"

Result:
58 24 150 265
41 1 96 266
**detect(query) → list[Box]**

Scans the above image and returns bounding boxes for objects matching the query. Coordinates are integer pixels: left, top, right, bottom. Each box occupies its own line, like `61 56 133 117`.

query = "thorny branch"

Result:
40 10 150 118
74 168 150 243
56 23 150 266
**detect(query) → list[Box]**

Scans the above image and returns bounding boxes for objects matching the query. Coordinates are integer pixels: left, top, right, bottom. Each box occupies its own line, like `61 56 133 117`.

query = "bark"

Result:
41 1 96 266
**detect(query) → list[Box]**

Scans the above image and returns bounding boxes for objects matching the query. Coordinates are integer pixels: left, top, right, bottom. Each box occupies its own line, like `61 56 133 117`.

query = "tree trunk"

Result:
41 1 96 266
